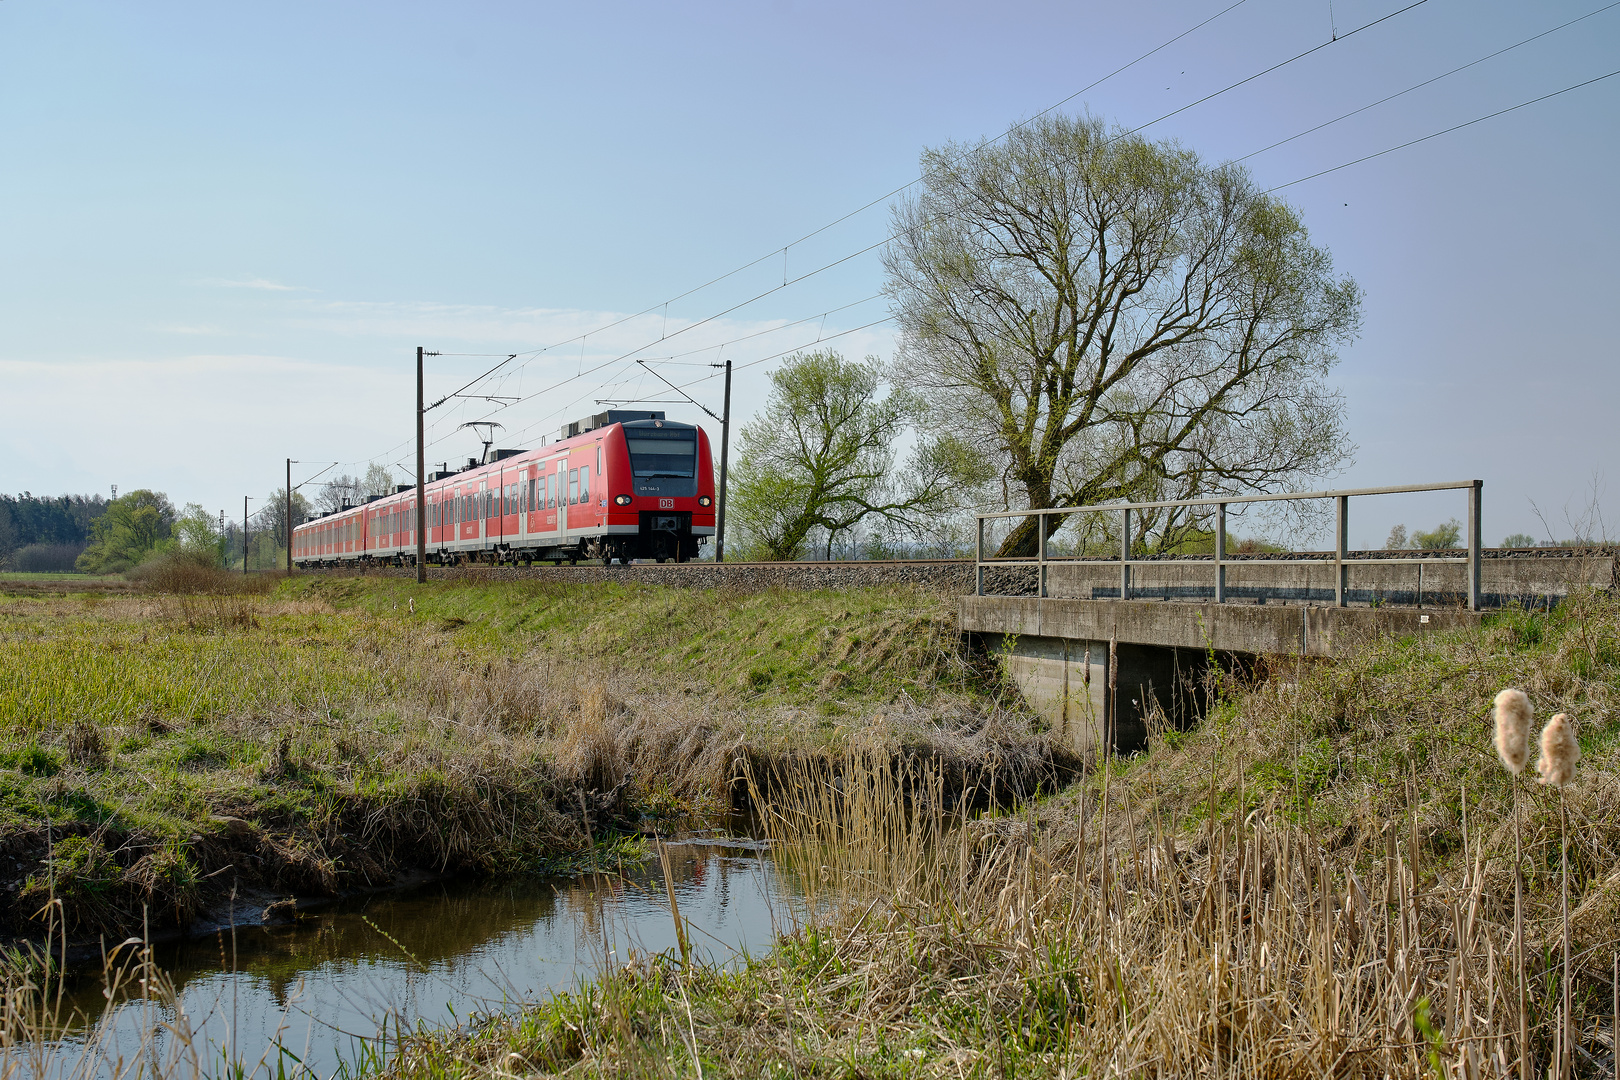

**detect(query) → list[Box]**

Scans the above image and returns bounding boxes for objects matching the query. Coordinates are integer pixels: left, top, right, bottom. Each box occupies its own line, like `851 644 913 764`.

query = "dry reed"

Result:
389 745 1591 1078
1494 688 1532 775
1496 687 1533 1080
1538 711 1582 1079
1537 713 1580 789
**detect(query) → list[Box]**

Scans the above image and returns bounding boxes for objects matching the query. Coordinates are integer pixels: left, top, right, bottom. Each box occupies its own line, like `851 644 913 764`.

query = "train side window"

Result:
569 468 579 505
547 472 557 507
580 465 590 504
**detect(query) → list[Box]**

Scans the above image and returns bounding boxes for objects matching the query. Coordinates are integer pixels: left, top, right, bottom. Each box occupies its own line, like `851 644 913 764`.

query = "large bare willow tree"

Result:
883 114 1362 556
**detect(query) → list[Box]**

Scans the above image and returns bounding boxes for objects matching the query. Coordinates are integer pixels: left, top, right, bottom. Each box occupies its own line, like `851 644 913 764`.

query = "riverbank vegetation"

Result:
0 574 1042 945
9 574 1619 1076
382 591 1620 1078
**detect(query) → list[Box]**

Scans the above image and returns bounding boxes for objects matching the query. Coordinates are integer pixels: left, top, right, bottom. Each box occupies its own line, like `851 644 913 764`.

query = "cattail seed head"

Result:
1537 712 1581 788
1493 688 1532 775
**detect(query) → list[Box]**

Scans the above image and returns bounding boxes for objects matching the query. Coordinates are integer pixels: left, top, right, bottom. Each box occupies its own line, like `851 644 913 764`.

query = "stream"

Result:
31 831 794 1077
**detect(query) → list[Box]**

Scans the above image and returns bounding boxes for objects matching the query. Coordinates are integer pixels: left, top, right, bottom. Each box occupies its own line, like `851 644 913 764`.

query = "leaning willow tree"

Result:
883 113 1362 557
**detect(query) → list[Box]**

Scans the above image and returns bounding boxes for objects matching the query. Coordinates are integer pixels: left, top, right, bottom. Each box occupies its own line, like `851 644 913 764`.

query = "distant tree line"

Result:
0 483 327 575
0 493 108 571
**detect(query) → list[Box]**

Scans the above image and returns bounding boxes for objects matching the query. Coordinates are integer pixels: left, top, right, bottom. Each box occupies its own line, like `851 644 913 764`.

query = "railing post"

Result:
1215 503 1227 604
1120 506 1131 601
1335 495 1349 607
1468 480 1482 611
976 515 985 596
1037 510 1047 599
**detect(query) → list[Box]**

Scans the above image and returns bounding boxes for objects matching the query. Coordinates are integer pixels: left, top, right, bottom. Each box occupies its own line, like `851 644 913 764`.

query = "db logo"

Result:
659 498 674 509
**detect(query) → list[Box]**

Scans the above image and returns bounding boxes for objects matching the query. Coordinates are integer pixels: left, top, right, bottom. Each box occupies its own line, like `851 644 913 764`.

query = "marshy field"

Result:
2 569 1619 1077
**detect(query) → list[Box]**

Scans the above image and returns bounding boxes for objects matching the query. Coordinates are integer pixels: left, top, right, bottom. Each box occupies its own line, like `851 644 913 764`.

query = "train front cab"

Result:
601 418 714 562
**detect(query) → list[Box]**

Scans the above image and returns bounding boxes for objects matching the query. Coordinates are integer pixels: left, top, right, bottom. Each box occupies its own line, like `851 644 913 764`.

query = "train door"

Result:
523 464 538 541
500 466 518 546
545 459 560 535
479 480 490 553
493 469 505 547
557 458 568 537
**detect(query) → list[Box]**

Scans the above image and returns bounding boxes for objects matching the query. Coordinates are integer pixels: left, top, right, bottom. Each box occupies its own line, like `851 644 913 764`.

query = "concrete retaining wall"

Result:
960 595 1485 658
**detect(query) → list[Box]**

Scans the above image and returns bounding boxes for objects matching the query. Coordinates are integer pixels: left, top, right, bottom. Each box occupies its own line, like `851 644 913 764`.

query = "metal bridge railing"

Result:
974 480 1484 610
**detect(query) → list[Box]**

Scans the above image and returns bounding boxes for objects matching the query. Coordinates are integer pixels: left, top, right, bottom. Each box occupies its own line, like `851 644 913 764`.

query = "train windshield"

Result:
625 432 696 478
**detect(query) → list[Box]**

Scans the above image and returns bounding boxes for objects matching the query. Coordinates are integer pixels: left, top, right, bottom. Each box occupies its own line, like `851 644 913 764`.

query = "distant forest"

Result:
0 493 108 571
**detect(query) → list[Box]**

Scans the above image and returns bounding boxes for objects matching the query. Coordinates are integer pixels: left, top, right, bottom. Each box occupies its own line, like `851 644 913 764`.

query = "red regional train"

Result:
291 411 715 567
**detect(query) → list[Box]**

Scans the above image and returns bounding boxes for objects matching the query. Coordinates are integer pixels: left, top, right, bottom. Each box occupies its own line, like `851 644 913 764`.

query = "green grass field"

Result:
0 575 1030 941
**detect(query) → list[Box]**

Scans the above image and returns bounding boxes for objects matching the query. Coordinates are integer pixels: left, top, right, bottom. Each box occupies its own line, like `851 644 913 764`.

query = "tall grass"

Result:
741 751 1572 1077
391 750 1594 1077
381 593 1620 1078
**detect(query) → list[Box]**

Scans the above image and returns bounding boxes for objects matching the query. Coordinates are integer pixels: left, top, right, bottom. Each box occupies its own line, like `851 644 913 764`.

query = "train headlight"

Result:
698 496 712 507
614 494 632 506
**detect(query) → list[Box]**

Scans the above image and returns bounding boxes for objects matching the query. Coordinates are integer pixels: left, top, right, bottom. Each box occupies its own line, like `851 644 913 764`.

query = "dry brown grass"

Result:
381 594 1620 1079
385 750 1596 1078
127 552 281 595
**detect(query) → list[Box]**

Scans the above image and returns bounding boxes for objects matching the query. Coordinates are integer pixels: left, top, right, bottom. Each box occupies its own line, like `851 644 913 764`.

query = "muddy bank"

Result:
0 578 1061 953
2 730 1073 955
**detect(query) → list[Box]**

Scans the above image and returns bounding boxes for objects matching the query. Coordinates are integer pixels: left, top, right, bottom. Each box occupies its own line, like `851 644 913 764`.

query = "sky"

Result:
2 0 1616 548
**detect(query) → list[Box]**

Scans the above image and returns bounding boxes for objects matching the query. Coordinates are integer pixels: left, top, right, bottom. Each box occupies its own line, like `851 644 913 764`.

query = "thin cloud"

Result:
200 277 306 291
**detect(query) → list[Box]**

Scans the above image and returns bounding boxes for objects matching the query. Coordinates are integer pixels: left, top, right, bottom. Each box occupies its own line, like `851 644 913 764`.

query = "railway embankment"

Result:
0 574 1054 950
344 557 981 593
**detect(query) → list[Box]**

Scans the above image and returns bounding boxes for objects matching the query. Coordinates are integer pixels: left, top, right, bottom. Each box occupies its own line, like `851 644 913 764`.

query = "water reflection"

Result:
40 834 790 1077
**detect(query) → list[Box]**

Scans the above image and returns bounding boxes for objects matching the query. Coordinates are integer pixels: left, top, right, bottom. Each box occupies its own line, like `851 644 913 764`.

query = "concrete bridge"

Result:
960 482 1616 754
